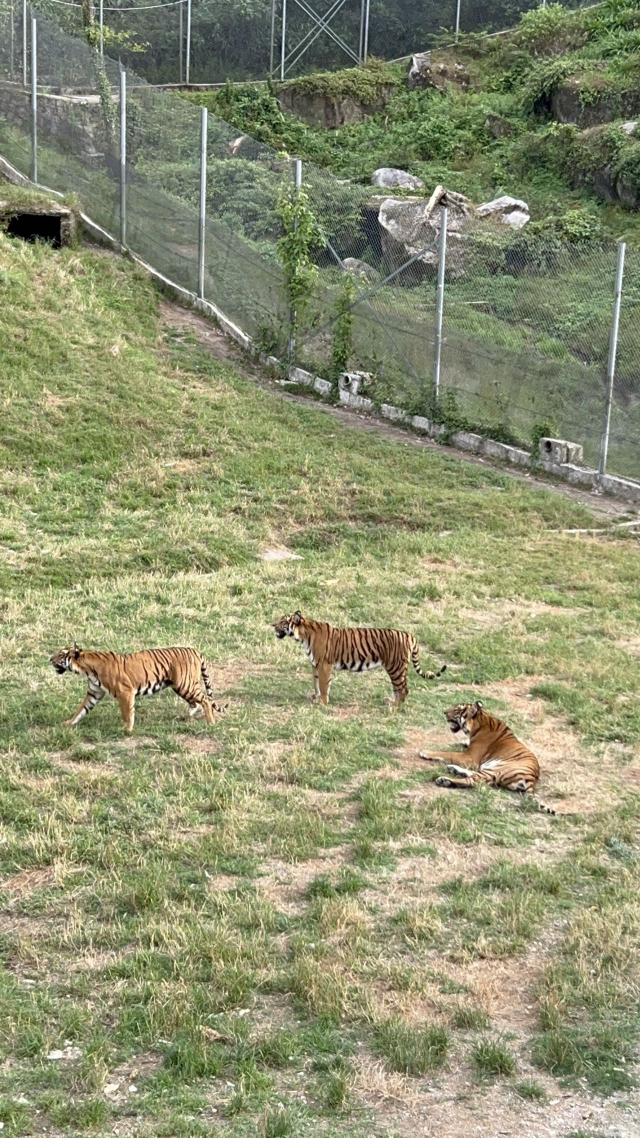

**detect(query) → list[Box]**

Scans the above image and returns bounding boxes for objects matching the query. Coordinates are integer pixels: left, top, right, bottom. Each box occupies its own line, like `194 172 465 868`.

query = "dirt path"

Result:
159 299 635 522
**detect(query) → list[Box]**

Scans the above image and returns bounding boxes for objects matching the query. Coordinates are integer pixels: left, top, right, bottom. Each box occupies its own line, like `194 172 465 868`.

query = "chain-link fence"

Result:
0 9 638 483
18 0 598 84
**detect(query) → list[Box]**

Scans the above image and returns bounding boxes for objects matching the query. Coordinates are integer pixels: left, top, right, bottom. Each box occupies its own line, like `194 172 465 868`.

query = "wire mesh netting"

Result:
0 7 638 484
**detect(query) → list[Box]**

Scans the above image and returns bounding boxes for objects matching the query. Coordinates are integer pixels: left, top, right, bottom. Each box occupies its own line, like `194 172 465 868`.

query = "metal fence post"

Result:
362 0 370 62
119 67 126 249
178 0 183 82
30 16 37 183
22 0 27 87
598 240 626 479
185 0 191 83
197 105 207 299
10 0 15 77
99 0 103 56
455 0 461 38
269 0 276 76
280 0 287 80
288 157 302 367
433 206 447 398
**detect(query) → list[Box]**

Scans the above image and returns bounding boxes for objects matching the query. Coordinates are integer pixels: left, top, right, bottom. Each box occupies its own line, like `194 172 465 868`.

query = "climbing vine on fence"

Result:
276 184 324 343
331 275 356 386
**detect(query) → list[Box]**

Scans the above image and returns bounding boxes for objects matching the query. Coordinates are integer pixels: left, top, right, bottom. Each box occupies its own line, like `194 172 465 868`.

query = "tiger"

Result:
419 701 555 814
272 611 445 706
50 644 227 733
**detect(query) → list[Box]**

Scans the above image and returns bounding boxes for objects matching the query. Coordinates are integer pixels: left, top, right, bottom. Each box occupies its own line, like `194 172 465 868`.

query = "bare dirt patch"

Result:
160 300 239 363
257 847 351 915
1 866 58 894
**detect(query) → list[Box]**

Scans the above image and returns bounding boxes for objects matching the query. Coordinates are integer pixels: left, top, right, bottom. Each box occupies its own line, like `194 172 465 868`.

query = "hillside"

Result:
186 1 640 244
1 198 640 1136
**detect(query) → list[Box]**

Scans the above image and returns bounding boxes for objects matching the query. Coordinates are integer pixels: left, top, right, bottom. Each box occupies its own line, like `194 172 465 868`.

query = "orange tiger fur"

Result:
273 611 445 706
419 701 555 813
50 643 227 732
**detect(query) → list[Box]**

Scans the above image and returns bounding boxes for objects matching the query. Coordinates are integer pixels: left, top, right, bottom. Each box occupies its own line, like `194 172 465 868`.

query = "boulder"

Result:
378 184 473 279
277 83 394 129
485 112 512 139
407 51 470 92
341 257 379 282
476 195 530 229
371 168 424 190
622 121 638 136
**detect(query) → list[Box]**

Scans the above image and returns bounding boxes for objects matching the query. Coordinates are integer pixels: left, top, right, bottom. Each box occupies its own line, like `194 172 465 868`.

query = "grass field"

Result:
1 225 640 1138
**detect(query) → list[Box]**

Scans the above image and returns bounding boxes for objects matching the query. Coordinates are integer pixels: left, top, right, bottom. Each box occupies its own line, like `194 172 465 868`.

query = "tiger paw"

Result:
63 719 76 727
435 777 452 787
419 751 435 762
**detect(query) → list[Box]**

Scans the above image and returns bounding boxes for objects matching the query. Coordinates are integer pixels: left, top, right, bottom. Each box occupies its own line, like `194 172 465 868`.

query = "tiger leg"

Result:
64 687 104 727
435 773 482 789
116 689 136 733
387 663 408 707
311 667 321 703
317 662 332 706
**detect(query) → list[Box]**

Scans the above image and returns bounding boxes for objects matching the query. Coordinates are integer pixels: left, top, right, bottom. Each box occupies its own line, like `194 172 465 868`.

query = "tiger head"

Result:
272 612 303 640
50 643 82 674
444 701 484 737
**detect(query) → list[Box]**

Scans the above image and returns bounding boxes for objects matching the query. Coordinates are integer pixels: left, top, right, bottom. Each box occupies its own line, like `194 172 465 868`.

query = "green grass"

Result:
471 1037 517 1079
1 229 640 1133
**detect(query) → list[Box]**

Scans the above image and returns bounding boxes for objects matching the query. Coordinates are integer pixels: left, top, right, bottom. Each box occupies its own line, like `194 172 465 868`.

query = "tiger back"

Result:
50 644 227 732
273 611 445 706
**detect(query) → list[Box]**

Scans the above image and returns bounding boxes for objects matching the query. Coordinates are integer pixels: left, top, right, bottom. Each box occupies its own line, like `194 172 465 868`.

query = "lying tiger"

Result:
273 611 445 706
419 701 555 814
50 644 227 732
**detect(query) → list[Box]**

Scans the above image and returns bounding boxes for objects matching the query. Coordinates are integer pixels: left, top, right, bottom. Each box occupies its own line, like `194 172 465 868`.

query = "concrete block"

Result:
381 403 409 423
539 437 584 466
339 389 374 411
412 415 446 437
451 431 483 452
289 366 315 386
600 473 640 502
314 377 333 396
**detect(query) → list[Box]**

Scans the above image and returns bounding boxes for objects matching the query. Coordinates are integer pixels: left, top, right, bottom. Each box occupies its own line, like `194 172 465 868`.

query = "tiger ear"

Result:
474 700 483 713
72 642 81 658
293 611 302 625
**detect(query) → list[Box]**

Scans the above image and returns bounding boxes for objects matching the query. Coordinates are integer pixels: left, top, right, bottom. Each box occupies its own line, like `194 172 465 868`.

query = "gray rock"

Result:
371 167 424 190
407 52 469 92
476 195 530 228
341 257 380 282
622 121 638 136
378 184 472 278
485 112 512 139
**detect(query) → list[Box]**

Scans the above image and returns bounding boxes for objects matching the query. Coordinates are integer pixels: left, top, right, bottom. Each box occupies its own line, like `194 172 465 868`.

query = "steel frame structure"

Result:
269 0 370 80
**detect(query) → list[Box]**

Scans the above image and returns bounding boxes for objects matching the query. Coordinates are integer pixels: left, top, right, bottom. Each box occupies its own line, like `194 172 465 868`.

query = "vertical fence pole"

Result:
119 67 126 250
185 0 191 84
362 0 370 62
22 0 27 87
10 0 15 77
269 0 276 76
433 206 447 398
280 0 287 80
30 16 37 183
197 106 207 299
179 0 183 82
598 240 626 480
99 0 103 55
288 158 302 368
358 0 365 62
455 0 461 39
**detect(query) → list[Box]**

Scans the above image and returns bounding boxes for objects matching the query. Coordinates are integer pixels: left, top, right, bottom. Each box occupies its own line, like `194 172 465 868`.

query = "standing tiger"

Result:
50 644 227 732
419 701 555 814
273 611 445 706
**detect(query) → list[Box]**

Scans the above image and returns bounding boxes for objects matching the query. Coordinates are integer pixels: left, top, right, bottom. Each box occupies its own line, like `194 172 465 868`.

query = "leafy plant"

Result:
276 183 324 348
330 275 356 386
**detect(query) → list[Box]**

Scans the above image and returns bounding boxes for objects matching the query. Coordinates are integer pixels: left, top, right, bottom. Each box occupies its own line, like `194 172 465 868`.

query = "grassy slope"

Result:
1 227 640 1134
